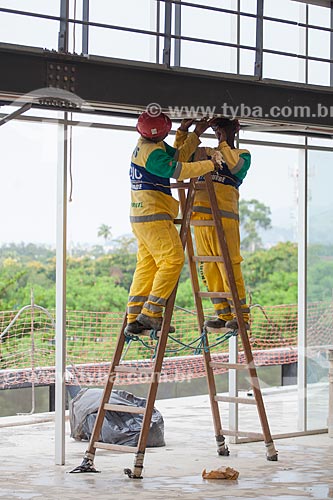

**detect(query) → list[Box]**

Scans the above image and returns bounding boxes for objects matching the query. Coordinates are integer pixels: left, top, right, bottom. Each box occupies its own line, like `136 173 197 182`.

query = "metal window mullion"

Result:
254 0 264 78
58 0 69 52
330 0 333 86
237 0 241 74
156 0 161 63
82 0 89 55
228 335 239 444
174 0 181 67
163 0 172 66
306 4 309 84
55 112 68 465
297 141 308 432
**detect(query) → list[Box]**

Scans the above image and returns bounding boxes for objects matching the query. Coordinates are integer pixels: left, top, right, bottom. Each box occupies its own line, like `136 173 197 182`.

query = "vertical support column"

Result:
305 4 309 84
228 336 239 444
55 113 68 465
163 0 172 67
330 1 333 86
328 350 333 438
174 0 181 67
82 0 90 56
254 0 264 78
55 0 69 466
229 0 238 74
150 0 160 63
236 0 241 75
58 0 69 53
297 144 308 432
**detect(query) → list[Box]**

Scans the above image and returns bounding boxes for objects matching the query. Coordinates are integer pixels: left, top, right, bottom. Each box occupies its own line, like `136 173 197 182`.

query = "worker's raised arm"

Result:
173 118 212 162
173 118 193 149
218 141 251 180
145 147 215 181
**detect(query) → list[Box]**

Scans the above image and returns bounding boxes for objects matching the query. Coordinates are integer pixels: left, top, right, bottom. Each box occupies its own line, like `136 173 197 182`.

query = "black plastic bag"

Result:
69 388 165 447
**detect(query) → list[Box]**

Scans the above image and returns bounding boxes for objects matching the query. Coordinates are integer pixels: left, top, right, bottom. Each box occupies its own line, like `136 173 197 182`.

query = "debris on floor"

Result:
202 466 239 480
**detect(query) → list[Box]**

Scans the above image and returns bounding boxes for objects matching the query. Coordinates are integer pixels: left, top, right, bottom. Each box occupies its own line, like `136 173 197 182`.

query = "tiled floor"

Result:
1 390 332 500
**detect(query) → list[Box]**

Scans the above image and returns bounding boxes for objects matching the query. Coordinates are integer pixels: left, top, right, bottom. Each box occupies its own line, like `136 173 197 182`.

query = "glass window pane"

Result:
181 5 237 46
0 0 60 49
308 4 331 29
0 118 57 244
240 16 256 48
264 21 306 56
308 28 330 60
308 60 330 86
264 0 304 22
181 41 237 73
307 149 333 430
263 53 306 83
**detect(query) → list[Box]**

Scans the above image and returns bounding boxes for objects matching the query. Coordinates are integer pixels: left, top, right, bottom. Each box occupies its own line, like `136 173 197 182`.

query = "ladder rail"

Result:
178 187 228 456
85 313 127 458
204 172 275 449
131 179 199 477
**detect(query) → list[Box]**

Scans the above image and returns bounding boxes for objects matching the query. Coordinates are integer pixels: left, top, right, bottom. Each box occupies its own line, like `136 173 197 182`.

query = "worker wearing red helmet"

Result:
174 117 251 331
125 111 222 334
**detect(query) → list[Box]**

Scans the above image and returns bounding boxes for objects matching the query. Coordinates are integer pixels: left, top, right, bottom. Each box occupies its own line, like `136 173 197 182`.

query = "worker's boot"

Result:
225 318 250 331
204 318 226 329
124 320 146 335
137 313 175 333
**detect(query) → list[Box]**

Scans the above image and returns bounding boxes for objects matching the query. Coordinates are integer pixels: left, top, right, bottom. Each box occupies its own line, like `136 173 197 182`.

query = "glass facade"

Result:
1 0 333 436
306 150 333 430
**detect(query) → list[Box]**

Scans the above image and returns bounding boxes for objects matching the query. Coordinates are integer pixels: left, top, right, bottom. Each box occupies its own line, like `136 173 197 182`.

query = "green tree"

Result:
97 224 112 244
240 199 272 252
242 242 298 305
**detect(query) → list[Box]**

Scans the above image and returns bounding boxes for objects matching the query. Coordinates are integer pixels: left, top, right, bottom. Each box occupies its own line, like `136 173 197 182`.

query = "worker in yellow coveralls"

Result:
174 117 251 330
125 112 222 335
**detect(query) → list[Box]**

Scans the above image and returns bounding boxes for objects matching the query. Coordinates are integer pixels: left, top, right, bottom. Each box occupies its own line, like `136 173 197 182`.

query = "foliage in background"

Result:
239 199 272 252
1 240 333 312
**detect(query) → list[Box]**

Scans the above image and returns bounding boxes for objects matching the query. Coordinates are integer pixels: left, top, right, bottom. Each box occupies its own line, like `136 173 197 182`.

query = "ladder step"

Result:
114 365 154 374
170 182 190 189
210 362 249 370
104 404 146 414
192 256 224 263
174 219 215 227
197 291 231 299
221 430 264 439
94 442 138 453
190 220 215 226
215 395 257 405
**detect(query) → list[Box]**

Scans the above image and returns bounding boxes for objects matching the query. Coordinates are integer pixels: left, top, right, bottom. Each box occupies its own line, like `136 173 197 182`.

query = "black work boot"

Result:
204 318 227 329
137 313 175 333
225 318 250 331
124 320 145 335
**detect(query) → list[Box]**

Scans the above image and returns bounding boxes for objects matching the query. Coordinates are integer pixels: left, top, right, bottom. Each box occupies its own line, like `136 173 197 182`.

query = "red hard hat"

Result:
136 112 172 139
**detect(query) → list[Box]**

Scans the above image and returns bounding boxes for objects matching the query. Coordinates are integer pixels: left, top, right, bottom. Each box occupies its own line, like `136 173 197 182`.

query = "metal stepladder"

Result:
71 173 278 478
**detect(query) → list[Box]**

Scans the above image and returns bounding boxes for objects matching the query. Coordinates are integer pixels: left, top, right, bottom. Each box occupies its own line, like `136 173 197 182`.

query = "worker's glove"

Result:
210 150 223 170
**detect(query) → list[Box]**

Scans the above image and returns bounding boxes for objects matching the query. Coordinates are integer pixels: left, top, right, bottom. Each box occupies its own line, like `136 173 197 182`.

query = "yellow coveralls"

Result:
174 130 251 323
127 132 215 324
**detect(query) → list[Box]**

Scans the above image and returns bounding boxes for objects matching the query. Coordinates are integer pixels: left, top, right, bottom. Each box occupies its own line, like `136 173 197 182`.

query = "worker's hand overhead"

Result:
179 119 195 132
194 117 212 137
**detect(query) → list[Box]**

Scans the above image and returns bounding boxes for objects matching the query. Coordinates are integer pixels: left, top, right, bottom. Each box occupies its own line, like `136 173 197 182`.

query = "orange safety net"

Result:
0 302 332 389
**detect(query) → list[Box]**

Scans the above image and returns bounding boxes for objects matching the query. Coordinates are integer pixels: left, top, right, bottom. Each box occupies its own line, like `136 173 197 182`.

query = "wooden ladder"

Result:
71 173 277 478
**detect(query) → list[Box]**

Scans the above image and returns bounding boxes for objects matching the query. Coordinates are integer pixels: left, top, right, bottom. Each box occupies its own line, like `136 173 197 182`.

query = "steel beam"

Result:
0 102 31 126
1 43 333 127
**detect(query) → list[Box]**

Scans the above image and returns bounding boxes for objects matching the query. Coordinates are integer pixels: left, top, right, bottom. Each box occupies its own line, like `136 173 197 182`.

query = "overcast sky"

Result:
1 0 332 246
